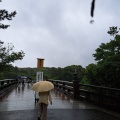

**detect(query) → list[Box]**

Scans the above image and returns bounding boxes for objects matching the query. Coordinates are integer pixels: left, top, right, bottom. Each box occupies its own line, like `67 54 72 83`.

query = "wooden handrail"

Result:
0 79 17 98
48 79 120 112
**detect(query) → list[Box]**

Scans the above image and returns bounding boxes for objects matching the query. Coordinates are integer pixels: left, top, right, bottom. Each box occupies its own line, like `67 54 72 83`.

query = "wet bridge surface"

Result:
0 83 120 120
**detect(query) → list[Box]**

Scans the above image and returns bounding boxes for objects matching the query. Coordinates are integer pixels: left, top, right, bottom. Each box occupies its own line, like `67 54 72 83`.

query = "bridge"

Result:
0 79 120 120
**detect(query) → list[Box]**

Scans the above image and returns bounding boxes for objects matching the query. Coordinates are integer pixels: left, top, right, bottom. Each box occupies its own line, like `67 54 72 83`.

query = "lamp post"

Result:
73 69 78 81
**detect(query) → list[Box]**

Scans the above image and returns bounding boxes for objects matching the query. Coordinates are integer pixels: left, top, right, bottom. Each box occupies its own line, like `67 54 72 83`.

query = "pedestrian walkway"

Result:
0 83 120 120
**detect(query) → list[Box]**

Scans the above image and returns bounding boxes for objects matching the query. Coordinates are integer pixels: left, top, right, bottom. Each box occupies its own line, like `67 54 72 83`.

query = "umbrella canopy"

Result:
31 81 54 92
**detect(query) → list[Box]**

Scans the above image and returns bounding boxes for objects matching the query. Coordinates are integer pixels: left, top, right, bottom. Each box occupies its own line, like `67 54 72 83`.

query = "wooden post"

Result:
37 58 44 70
73 69 79 100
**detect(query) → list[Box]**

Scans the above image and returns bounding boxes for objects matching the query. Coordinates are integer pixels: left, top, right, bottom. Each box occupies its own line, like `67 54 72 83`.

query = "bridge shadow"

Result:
0 83 120 120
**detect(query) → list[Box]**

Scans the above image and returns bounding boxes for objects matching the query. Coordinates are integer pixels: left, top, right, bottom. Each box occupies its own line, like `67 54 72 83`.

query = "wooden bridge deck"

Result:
0 83 120 120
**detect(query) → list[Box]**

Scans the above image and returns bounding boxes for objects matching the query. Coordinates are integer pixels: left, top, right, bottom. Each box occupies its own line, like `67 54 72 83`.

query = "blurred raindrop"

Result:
90 20 94 24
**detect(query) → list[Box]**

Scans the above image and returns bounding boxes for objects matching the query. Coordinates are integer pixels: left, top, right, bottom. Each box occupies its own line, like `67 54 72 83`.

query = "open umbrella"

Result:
31 81 54 92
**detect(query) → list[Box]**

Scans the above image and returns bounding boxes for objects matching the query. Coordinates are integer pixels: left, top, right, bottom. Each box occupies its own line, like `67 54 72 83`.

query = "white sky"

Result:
0 0 120 68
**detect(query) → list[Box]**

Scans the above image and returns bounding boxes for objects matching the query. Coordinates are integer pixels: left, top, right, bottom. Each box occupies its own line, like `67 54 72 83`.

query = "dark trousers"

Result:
39 103 47 120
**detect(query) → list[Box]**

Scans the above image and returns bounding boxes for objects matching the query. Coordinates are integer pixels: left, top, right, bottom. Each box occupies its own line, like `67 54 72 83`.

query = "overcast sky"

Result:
0 0 120 68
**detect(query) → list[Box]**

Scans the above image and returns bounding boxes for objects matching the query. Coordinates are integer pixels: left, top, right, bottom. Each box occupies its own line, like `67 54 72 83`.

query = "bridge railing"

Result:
48 79 120 112
49 79 73 97
79 83 120 111
0 79 17 98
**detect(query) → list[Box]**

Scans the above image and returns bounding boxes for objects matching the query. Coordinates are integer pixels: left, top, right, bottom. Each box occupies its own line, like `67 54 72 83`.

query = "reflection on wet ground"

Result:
0 83 119 118
0 83 94 111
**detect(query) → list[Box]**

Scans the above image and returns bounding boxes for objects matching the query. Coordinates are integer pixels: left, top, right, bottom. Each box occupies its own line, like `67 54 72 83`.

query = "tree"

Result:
0 40 25 75
107 26 119 38
93 27 120 63
83 64 97 85
0 1 25 79
92 26 120 88
0 6 16 29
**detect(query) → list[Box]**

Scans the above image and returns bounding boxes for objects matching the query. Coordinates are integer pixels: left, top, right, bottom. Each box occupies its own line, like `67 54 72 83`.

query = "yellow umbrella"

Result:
31 81 54 92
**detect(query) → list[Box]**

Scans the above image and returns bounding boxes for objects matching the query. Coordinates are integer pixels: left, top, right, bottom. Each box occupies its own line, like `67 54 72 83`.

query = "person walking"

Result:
38 91 52 120
31 81 54 120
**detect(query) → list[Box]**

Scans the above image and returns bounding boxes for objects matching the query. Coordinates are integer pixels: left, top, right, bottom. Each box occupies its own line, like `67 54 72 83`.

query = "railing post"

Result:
1 81 4 86
73 69 79 100
98 87 103 106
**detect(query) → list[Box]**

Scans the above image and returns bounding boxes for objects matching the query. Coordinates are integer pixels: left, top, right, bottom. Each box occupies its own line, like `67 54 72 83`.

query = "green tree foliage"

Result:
93 28 120 63
0 2 25 79
9 65 85 82
0 41 25 78
86 26 120 88
107 26 119 38
43 65 85 82
82 64 97 85
0 8 16 29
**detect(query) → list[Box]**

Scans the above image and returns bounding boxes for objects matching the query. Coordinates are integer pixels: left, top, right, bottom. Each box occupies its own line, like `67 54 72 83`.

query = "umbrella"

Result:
31 81 54 92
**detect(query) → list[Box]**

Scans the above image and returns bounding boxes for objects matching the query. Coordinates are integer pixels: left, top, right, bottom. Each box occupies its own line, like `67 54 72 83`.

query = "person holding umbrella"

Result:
38 91 52 120
32 81 54 120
